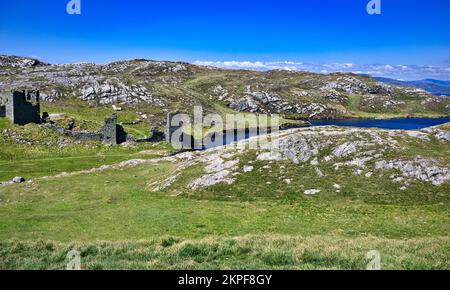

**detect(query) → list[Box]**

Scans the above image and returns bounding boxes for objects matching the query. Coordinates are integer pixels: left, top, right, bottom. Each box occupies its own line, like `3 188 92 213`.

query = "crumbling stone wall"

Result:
46 114 127 145
1 90 41 125
131 128 166 143
148 128 165 142
71 131 104 142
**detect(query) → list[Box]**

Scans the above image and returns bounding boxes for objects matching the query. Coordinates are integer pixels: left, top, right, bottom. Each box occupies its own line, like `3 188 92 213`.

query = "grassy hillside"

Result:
0 118 173 181
1 56 449 130
1 56 449 270
0 124 449 269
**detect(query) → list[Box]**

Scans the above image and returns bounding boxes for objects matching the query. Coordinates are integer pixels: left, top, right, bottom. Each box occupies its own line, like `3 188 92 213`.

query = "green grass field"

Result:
0 117 449 270
1 148 449 269
2 236 448 270
0 118 172 181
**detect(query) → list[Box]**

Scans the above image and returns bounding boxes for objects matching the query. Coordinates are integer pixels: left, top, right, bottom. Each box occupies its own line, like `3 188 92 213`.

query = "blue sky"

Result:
1 0 450 79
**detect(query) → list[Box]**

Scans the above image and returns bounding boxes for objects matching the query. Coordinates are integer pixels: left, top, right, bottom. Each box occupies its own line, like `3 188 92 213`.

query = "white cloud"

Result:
193 60 450 80
223 61 266 68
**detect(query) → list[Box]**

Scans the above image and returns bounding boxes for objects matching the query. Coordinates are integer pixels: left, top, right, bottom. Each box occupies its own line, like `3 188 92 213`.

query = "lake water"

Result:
310 117 450 130
197 117 450 150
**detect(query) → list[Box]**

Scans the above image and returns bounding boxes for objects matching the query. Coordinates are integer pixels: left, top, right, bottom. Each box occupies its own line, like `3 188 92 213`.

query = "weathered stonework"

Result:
46 113 127 145
0 90 41 125
101 114 127 145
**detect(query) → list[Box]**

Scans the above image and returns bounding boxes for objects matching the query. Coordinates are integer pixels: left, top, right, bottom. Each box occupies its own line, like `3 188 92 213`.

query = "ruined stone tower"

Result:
102 114 117 144
166 111 195 150
0 90 41 125
101 114 127 145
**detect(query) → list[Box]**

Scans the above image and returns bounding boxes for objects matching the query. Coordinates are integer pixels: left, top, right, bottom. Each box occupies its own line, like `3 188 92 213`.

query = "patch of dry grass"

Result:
1 235 448 270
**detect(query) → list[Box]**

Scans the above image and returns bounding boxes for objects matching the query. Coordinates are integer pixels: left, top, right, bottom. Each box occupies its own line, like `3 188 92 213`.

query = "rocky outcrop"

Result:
1 55 448 123
229 97 260 112
146 124 450 192
0 55 48 68
422 126 450 142
5 124 448 195
375 158 450 186
320 76 371 94
80 81 166 106
0 57 188 109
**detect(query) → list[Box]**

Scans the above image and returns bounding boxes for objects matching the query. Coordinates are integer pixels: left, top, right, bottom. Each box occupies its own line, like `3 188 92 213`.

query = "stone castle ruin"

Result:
0 89 128 145
49 114 128 145
0 89 164 146
0 90 41 125
100 114 127 144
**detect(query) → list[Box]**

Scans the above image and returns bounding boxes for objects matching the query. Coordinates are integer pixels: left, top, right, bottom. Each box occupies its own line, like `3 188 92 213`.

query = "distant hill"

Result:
1 55 449 129
375 77 450 97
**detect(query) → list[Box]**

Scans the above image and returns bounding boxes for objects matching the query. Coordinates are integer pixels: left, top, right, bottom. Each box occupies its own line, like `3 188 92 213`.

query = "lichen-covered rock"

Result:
375 158 450 186
304 189 321 195
229 97 259 112
406 131 431 142
12 176 25 183
189 170 234 189
422 127 450 142
243 165 254 172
